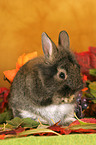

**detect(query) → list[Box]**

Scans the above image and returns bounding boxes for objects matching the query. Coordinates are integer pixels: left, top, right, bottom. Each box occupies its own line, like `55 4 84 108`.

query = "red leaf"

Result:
74 47 96 81
82 87 88 92
0 127 25 139
0 118 96 139
0 88 10 113
0 130 16 135
75 51 91 73
89 47 96 68
15 127 25 134
0 134 5 140
69 118 96 127
48 125 71 135
82 75 88 82
34 132 55 136
67 118 96 134
71 128 96 133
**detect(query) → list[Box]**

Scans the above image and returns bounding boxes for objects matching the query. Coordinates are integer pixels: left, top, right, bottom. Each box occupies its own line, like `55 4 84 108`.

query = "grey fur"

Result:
8 31 83 125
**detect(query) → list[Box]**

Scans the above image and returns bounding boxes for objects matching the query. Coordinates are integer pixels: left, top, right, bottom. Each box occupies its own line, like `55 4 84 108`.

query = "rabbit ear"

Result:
42 32 57 60
58 31 70 49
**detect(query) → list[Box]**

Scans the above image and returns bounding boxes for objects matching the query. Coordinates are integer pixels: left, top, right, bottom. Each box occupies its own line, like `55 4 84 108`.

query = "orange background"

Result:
0 0 96 88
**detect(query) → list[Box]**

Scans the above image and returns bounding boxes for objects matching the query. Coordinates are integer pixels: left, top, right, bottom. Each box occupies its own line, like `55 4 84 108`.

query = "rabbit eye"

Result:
59 72 65 79
56 69 67 80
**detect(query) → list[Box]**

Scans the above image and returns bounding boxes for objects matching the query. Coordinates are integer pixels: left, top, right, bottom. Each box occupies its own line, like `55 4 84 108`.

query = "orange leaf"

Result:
16 53 26 70
23 51 37 65
3 69 17 83
82 75 88 82
4 51 38 83
16 52 37 70
82 87 88 92
0 134 5 140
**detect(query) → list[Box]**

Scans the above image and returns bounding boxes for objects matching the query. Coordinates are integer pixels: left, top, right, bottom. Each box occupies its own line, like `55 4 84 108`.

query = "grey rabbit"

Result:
8 31 83 125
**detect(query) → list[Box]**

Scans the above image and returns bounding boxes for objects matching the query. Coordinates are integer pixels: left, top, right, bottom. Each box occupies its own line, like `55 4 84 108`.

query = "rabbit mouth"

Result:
57 85 83 98
61 94 75 103
60 90 81 104
52 86 82 105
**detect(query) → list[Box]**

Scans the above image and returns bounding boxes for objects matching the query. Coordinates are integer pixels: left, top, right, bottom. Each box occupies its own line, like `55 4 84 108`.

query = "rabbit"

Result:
8 31 83 125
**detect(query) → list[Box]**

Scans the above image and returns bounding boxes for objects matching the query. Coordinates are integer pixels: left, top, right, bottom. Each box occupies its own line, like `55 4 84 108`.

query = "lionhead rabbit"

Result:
9 31 83 125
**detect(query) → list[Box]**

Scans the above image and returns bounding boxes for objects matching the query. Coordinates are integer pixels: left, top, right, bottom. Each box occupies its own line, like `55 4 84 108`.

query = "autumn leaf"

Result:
82 87 88 92
23 52 37 65
74 47 96 81
6 117 40 129
48 125 71 135
84 103 96 117
16 53 26 70
0 88 10 113
68 115 96 131
89 82 96 103
89 69 96 77
16 52 37 70
6 117 24 128
0 134 5 140
3 51 38 83
3 69 17 83
18 128 61 137
0 117 96 139
0 110 13 124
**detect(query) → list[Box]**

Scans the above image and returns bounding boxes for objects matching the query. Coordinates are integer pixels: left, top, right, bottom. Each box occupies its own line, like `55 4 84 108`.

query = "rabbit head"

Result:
38 31 83 103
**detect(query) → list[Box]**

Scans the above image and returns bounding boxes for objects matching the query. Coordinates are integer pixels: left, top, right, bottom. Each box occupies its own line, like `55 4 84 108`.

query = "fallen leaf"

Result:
89 69 96 77
0 88 10 113
74 47 96 81
0 134 5 140
84 103 96 117
16 53 26 70
82 87 88 92
3 69 17 83
48 125 71 135
3 51 38 83
0 110 13 124
6 117 24 129
18 128 61 137
23 52 37 65
6 117 40 128
68 117 96 132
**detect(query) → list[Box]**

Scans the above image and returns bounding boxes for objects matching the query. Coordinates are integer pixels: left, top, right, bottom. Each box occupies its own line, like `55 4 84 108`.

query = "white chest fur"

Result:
19 103 75 125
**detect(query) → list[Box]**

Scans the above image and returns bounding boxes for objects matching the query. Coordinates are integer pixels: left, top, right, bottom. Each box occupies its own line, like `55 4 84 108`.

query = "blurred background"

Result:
0 0 96 88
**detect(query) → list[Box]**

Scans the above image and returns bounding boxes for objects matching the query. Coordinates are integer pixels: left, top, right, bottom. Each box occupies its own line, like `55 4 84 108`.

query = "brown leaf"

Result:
84 103 96 117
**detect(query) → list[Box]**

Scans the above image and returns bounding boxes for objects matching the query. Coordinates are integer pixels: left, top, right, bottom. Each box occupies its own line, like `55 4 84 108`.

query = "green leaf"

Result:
0 110 13 124
89 82 96 90
70 114 96 130
89 82 96 100
18 128 61 136
0 123 14 131
6 117 23 128
84 92 96 103
90 90 96 97
89 69 96 76
74 113 89 125
21 118 40 128
69 123 96 130
91 100 96 103
6 117 41 129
